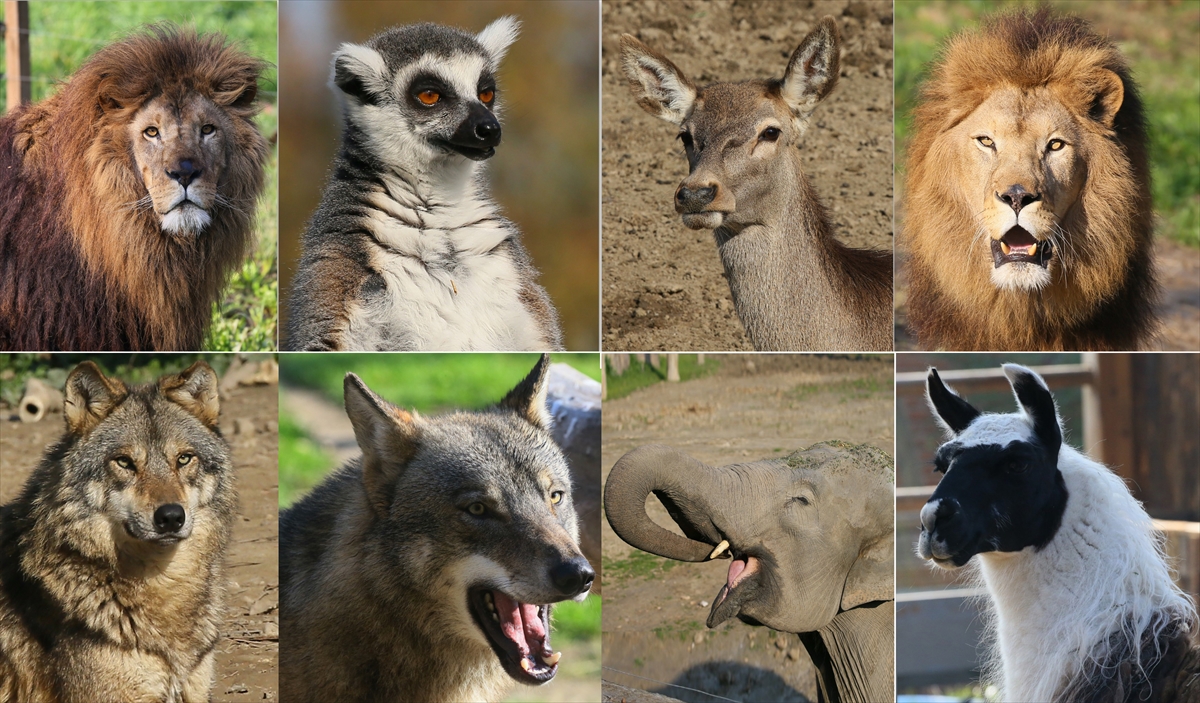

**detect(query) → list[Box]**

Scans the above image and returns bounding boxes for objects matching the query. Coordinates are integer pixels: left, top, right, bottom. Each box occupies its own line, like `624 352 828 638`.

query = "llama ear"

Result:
331 42 389 106
926 368 980 437
780 16 840 133
64 362 128 435
1003 364 1062 459
476 15 520 66
498 354 552 431
344 374 422 515
620 34 697 126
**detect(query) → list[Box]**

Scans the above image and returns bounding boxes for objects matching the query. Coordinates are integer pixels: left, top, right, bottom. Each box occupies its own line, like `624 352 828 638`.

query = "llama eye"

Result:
976 136 994 149
759 127 782 142
200 124 215 136
550 490 564 505
478 89 494 104
143 126 159 138
417 90 440 106
1047 139 1065 152
466 502 487 516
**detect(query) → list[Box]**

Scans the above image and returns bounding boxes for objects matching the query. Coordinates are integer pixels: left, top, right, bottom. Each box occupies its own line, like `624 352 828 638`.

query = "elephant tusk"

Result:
707 540 730 560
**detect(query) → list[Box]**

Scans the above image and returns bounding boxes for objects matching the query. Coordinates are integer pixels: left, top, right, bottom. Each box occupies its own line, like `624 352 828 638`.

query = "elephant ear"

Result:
841 531 893 610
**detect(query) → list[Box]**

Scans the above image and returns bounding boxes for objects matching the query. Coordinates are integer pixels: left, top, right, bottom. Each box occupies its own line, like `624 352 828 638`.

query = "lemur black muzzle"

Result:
443 102 501 160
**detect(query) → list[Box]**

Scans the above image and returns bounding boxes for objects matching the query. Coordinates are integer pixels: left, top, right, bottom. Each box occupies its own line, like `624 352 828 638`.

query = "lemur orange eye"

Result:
417 90 440 106
143 126 159 138
479 89 494 104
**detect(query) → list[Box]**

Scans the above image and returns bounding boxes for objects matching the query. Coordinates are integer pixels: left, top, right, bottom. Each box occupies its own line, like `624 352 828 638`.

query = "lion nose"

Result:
996 185 1041 214
153 503 186 534
166 160 202 188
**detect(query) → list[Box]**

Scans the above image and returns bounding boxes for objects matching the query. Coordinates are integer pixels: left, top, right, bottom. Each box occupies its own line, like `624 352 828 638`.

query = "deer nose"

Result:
675 184 717 213
996 185 1041 213
550 556 595 598
153 503 186 533
166 160 201 188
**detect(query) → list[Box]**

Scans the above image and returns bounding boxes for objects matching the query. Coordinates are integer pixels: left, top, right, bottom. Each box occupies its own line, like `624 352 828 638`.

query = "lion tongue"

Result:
491 591 548 663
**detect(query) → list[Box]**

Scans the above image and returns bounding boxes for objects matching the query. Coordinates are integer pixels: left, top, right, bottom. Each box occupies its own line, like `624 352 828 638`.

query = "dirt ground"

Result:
601 0 895 351
600 355 894 702
0 384 280 702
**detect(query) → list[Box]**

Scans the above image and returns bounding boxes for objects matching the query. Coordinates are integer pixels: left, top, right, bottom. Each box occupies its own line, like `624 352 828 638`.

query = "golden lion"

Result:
0 26 269 350
901 9 1158 350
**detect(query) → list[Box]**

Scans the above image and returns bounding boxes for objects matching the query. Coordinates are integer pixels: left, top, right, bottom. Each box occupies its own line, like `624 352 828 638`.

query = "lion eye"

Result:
143 126 159 138
417 90 440 106
200 124 215 136
976 136 995 149
550 490 564 505
1047 139 1065 152
114 456 136 471
478 89 494 104
177 453 194 467
467 502 487 516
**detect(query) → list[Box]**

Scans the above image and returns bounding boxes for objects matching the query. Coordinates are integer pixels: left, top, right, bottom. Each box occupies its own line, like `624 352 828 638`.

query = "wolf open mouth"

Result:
468 588 559 685
706 546 765 628
991 226 1052 269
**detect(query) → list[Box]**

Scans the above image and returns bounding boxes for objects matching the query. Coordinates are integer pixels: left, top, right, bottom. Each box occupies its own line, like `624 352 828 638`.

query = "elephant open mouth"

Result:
467 587 560 685
706 545 767 628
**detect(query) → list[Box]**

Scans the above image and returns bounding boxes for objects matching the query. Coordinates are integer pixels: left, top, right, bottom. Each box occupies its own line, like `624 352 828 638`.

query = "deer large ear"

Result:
1003 364 1062 460
64 362 128 436
160 362 220 429
498 354 552 431
620 34 696 126
780 16 840 133
925 368 980 438
344 374 422 516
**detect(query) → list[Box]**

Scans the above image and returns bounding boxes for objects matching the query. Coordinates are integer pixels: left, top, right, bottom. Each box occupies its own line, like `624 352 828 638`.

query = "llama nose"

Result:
920 498 956 532
996 185 1041 213
550 557 595 598
676 184 717 212
166 160 201 187
153 503 186 533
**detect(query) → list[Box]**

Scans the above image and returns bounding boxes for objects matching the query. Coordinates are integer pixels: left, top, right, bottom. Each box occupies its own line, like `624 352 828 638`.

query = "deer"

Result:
620 17 892 351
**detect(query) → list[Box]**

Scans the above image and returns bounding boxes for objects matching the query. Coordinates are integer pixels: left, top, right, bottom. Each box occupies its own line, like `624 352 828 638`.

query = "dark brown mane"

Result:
0 25 268 350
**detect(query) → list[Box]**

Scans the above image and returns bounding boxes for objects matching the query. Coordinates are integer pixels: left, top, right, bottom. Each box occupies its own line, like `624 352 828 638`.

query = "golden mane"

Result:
0 26 269 350
902 9 1157 350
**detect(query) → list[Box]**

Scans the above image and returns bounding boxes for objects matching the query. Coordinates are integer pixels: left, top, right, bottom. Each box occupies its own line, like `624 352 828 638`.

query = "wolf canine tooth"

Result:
520 658 532 672
544 651 562 665
708 539 729 560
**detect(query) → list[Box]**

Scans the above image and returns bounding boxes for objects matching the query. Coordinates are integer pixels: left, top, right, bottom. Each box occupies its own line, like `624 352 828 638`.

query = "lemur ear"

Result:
780 16 840 134
926 368 981 438
620 34 697 126
331 42 389 106
1003 364 1062 460
476 15 520 65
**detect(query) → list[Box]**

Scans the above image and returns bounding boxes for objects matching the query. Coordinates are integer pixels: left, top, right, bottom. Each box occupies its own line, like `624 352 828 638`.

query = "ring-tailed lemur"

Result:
285 17 564 351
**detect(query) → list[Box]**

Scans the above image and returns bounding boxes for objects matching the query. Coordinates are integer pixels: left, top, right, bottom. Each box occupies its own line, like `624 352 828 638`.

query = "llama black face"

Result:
917 365 1069 569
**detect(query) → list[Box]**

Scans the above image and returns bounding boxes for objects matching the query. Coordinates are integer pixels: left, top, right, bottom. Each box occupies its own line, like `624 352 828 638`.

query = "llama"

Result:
918 364 1199 702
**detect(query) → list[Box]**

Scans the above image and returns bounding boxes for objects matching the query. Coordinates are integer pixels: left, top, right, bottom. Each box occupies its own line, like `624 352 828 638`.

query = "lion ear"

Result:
1087 68 1124 127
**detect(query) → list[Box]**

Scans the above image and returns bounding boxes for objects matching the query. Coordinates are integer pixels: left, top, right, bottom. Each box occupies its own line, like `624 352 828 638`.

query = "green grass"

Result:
787 373 891 403
604 355 722 401
895 0 1199 247
277 408 336 508
0 354 234 407
652 619 704 642
601 550 677 586
551 595 601 643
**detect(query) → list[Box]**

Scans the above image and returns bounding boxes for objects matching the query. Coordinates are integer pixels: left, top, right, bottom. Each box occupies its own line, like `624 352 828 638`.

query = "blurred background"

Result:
895 352 1200 699
279 1 599 351
0 1 279 351
893 0 1200 350
278 353 601 703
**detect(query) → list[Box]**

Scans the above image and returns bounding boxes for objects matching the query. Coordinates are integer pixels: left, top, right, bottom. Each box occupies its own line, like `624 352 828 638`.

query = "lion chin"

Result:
161 203 212 237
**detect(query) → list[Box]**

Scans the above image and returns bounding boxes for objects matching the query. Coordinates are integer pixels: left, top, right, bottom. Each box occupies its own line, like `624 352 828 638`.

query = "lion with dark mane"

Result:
901 9 1157 350
0 26 268 351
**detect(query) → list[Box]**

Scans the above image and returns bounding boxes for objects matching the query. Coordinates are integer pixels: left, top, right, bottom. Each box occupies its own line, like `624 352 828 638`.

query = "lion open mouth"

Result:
468 588 560 685
991 226 1052 269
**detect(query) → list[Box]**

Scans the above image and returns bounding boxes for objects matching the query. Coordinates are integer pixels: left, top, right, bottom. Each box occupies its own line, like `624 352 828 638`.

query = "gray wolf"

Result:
279 354 593 702
0 361 235 702
285 17 563 352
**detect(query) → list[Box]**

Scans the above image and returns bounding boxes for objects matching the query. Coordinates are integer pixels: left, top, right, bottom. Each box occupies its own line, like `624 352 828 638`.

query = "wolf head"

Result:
58 361 233 547
332 16 519 171
343 354 593 686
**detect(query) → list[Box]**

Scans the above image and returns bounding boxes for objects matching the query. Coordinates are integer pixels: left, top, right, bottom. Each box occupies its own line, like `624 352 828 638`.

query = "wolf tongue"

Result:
492 591 531 657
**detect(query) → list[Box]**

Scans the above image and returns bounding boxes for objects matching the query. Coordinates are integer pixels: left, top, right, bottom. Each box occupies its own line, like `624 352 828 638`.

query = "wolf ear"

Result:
64 362 128 436
841 530 894 611
476 15 520 66
498 354 552 431
344 374 421 515
621 34 697 126
925 368 981 438
780 16 840 133
331 42 389 106
160 362 220 429
1003 364 1062 460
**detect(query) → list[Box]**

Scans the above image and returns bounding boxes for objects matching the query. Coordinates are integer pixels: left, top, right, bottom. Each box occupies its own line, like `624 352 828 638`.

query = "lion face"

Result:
947 86 1090 291
128 94 232 237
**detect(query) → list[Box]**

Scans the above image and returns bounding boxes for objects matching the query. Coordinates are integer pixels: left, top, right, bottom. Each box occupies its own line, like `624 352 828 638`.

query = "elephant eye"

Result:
790 496 810 506
550 490 564 505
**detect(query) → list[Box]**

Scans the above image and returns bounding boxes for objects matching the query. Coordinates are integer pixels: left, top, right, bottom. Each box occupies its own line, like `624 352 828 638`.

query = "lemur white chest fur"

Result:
345 172 544 351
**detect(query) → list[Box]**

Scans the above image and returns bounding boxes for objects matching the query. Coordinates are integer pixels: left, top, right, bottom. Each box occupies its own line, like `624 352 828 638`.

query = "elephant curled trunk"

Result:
604 444 720 562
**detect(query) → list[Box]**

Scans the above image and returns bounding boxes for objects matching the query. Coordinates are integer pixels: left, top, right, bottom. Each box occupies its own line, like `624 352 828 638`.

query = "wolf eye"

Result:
550 490 564 505
417 90 441 106
478 89 494 104
759 126 781 142
1047 139 1065 152
114 456 135 471
466 502 487 516
200 124 215 136
177 453 194 467
976 136 995 149
143 126 159 138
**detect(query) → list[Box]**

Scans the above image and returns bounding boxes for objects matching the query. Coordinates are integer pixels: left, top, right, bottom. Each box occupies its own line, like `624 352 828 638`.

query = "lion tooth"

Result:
1001 241 1012 256
708 540 729 560
544 651 562 665
520 658 532 672
1029 243 1037 256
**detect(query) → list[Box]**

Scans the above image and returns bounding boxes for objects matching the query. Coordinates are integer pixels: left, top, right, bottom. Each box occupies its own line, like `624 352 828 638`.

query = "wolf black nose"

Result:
166 160 201 187
996 185 1041 213
153 503 186 533
551 557 595 597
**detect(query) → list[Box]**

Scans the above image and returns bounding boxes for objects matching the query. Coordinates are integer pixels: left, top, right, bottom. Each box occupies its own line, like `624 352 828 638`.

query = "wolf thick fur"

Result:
285 17 563 351
0 362 234 703
280 355 593 702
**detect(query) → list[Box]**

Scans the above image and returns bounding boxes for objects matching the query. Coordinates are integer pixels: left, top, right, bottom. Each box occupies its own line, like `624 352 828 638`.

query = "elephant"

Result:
604 441 894 703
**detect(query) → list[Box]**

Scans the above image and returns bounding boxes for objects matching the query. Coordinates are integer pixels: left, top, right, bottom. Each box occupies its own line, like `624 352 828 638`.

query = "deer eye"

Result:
1047 138 1065 152
976 136 995 149
759 126 782 142
143 126 159 138
678 131 694 150
417 90 440 106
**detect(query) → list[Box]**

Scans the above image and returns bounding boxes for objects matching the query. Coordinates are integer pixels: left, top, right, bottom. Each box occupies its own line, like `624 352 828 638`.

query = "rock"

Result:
265 420 278 434
233 418 253 435
225 684 249 694
775 636 788 651
699 600 709 607
693 631 705 644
